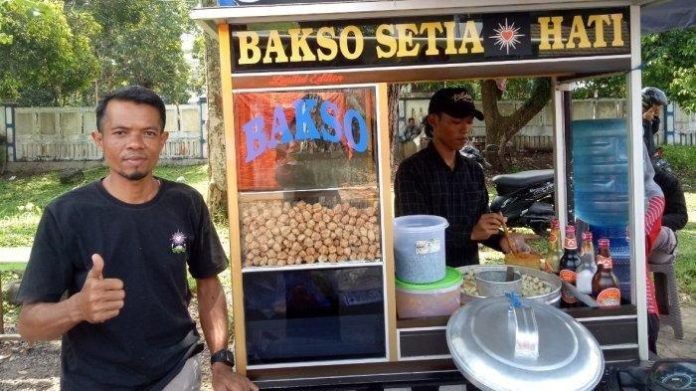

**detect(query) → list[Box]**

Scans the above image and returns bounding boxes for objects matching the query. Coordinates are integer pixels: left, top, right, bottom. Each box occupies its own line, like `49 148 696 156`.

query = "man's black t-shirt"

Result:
395 143 502 266
17 178 227 390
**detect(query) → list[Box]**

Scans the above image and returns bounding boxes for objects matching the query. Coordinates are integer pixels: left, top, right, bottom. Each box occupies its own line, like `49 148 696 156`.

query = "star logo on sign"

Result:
489 18 525 55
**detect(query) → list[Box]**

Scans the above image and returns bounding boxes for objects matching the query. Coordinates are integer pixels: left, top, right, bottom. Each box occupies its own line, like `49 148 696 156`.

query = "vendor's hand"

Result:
75 254 125 324
643 106 658 121
500 234 532 254
471 213 505 241
212 363 259 391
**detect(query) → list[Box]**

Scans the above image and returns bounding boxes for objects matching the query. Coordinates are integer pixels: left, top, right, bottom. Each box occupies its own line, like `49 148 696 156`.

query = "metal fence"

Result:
3 98 694 163
400 96 696 151
2 104 206 162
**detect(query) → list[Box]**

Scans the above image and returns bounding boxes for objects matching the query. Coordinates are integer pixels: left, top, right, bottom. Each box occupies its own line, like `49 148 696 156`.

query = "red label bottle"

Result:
576 230 597 295
544 218 562 273
592 239 621 308
559 225 581 307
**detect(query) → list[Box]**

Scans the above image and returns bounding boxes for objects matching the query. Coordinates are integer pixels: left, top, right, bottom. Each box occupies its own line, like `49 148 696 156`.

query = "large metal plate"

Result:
447 297 604 391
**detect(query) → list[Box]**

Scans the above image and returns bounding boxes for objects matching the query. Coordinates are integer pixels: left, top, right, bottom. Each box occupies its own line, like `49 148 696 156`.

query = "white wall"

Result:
8 105 205 162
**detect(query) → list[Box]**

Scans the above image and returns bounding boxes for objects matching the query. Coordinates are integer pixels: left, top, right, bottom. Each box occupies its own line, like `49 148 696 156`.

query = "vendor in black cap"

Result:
395 87 524 268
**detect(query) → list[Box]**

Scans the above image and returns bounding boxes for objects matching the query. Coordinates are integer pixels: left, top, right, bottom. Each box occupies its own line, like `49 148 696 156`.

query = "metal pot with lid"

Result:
446 294 604 391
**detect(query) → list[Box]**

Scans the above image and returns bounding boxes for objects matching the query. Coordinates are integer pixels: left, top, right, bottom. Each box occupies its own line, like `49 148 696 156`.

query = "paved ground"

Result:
0 247 31 264
658 303 696 358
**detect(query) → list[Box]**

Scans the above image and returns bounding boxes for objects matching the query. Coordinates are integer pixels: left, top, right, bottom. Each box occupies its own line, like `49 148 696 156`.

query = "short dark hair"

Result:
96 86 166 132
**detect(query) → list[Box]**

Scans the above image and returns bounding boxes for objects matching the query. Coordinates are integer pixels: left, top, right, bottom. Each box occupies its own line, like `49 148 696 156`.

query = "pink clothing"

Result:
645 196 665 315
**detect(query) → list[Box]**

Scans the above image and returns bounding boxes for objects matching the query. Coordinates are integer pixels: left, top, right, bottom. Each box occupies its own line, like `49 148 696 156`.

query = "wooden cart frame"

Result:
192 1 662 387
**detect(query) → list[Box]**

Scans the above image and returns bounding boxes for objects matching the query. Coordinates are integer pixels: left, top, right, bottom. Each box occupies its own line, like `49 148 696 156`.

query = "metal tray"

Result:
458 265 562 306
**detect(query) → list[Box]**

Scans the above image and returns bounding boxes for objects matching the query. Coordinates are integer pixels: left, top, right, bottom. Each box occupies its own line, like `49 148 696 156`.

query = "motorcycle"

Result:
486 147 675 235
460 142 555 234
459 142 492 170
489 169 556 235
653 146 673 173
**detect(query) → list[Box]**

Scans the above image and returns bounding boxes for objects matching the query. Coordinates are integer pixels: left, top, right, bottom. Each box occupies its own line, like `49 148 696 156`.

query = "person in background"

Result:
16 86 258 391
649 166 688 265
416 115 432 151
649 165 687 351
642 86 668 354
395 88 526 268
396 89 526 391
399 117 423 160
642 86 668 164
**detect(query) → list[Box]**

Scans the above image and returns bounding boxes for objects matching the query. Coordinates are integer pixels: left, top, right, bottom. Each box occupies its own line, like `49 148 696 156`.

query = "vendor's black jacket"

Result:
395 142 503 267
643 117 660 162
654 167 688 232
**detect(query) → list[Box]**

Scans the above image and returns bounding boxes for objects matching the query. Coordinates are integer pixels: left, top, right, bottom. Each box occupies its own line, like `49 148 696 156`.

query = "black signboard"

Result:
221 0 378 4
230 7 630 73
482 13 533 58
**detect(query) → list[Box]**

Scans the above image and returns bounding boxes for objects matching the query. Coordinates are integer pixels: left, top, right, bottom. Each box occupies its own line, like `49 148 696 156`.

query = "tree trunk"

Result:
388 84 400 172
0 137 6 175
201 4 227 216
480 78 552 170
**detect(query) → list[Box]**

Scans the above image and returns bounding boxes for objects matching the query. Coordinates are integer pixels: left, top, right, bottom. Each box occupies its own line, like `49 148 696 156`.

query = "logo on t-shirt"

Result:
170 230 188 254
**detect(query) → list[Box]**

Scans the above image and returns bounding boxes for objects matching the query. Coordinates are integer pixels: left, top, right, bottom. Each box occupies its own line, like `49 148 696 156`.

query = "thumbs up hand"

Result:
76 254 125 324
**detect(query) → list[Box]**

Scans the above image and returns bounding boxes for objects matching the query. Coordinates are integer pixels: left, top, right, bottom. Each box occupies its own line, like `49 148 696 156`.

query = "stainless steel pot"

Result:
459 265 561 306
447 296 604 391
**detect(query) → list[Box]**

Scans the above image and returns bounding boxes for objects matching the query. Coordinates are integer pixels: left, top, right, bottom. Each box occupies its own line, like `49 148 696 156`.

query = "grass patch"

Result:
154 164 209 196
0 263 26 273
675 191 696 301
661 145 696 190
1 269 23 328
0 164 209 247
676 222 696 302
0 165 210 327
0 167 107 246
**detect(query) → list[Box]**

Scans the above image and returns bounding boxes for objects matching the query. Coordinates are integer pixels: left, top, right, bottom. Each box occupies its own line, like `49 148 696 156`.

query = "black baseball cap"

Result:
428 87 484 121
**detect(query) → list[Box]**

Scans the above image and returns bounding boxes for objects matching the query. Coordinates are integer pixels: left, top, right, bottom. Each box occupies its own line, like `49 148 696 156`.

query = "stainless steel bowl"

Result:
475 270 523 297
459 265 562 306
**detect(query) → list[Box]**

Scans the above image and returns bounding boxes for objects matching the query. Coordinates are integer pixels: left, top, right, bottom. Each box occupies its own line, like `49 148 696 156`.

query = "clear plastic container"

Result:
395 267 462 319
394 215 449 284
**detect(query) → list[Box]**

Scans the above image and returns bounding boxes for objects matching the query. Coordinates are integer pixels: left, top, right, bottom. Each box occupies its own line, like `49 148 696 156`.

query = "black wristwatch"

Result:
210 349 235 367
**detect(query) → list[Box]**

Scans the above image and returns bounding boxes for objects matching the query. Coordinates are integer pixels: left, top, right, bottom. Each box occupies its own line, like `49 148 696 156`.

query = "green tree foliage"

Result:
642 27 696 112
571 76 625 100
0 0 196 106
190 34 206 98
573 27 696 112
0 0 99 105
67 0 195 104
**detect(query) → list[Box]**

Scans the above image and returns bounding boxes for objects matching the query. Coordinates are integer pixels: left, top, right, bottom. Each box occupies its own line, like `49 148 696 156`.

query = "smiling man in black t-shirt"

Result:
16 86 257 391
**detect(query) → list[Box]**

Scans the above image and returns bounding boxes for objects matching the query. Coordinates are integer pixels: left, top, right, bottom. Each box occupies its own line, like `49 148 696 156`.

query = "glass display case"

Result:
234 86 382 268
233 85 388 366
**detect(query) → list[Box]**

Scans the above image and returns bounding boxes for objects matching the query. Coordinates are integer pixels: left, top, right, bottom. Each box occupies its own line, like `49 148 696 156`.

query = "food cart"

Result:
191 1 658 388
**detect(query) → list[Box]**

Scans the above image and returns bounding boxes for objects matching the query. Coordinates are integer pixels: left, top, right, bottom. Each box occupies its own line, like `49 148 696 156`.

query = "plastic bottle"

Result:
576 231 597 295
571 118 631 299
592 239 621 308
571 119 629 227
544 218 562 273
559 225 581 308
